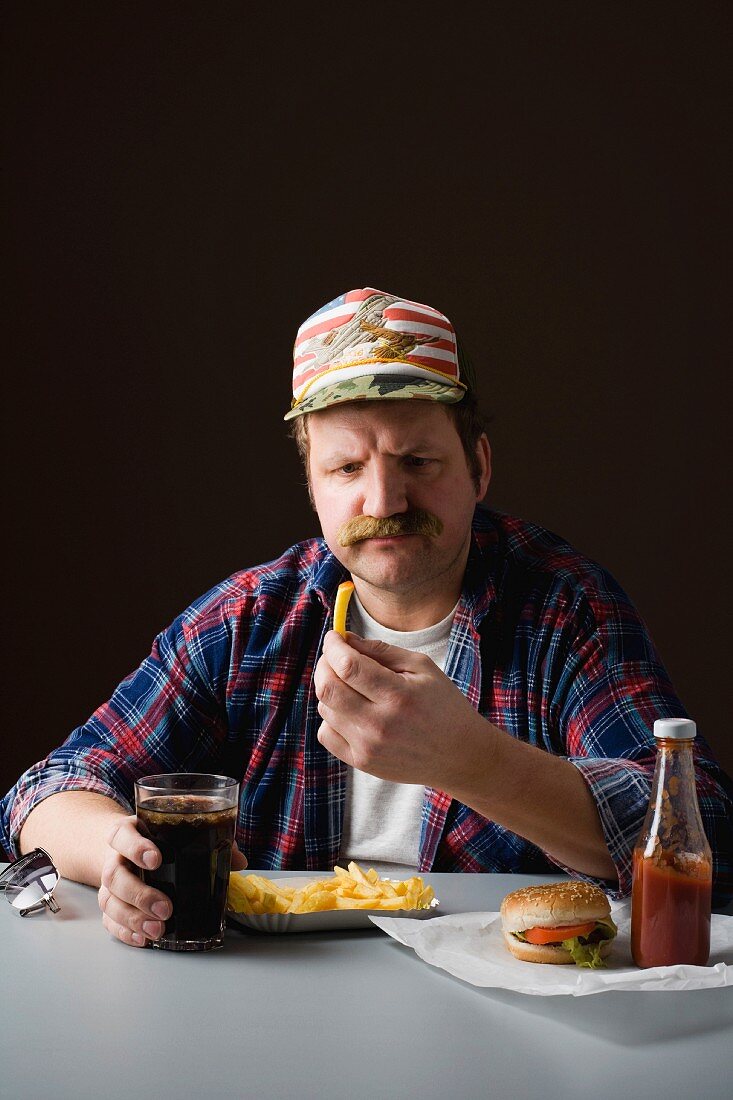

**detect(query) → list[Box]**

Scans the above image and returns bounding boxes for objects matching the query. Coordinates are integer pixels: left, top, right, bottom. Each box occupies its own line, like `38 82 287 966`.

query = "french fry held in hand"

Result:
227 860 435 915
333 581 354 636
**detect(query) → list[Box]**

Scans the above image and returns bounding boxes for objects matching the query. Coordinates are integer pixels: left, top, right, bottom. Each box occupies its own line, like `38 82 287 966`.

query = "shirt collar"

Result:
306 543 350 609
460 505 499 628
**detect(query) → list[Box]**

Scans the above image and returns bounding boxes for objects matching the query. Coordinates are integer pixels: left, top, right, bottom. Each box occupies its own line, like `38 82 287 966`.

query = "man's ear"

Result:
476 434 491 500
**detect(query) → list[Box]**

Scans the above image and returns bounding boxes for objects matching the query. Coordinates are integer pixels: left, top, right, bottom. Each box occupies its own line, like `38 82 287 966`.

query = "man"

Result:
3 287 732 949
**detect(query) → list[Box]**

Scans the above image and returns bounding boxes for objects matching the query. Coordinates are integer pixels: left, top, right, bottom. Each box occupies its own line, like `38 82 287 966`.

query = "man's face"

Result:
307 400 491 599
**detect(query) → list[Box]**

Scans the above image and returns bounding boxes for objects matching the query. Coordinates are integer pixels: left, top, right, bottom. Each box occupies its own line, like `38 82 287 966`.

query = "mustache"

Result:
337 510 444 547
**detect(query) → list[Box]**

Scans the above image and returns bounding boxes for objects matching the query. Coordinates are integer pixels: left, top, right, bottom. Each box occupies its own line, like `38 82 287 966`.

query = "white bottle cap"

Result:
654 718 696 740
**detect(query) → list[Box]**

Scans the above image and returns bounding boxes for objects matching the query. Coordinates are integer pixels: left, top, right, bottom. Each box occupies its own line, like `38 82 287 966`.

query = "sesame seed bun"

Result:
501 881 611 932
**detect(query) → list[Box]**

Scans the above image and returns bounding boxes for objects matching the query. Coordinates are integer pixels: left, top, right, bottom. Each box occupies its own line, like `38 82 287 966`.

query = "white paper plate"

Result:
369 903 733 995
227 875 439 934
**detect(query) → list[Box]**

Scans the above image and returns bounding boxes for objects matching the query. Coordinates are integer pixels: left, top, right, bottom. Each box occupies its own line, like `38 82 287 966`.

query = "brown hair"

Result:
289 394 490 495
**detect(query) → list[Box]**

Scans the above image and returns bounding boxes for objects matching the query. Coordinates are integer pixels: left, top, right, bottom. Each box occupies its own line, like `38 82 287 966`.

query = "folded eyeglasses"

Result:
0 847 61 916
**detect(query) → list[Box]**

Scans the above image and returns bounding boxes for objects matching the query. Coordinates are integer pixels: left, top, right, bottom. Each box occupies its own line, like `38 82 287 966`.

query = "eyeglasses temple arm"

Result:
18 895 61 917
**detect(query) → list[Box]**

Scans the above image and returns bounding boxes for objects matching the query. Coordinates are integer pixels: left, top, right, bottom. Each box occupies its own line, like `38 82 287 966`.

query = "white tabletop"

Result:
2 868 731 1100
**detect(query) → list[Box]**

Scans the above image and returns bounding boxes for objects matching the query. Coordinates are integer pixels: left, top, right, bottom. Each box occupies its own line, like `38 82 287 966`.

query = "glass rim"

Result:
135 772 239 793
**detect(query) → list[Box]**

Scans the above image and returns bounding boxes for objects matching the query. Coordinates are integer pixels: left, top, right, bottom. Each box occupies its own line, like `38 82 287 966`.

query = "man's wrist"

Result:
437 708 500 801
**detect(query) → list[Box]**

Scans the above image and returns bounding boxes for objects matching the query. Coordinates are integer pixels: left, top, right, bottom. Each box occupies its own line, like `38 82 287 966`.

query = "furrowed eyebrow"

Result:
323 452 361 466
396 441 435 454
320 441 438 466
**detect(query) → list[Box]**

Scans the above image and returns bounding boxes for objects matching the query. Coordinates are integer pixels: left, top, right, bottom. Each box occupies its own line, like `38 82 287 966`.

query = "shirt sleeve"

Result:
0 603 230 859
545 585 733 905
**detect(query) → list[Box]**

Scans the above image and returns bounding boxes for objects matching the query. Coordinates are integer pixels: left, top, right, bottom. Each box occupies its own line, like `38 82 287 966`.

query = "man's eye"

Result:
338 463 360 474
405 456 431 467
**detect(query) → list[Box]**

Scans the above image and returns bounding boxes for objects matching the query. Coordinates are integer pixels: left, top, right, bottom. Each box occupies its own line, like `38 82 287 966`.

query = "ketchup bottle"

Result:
631 718 712 968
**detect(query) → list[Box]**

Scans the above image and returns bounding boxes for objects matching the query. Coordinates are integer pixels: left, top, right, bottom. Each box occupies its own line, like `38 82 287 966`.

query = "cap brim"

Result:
283 373 467 421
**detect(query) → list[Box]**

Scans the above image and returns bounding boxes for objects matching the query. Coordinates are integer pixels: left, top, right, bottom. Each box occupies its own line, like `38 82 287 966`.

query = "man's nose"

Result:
362 466 409 518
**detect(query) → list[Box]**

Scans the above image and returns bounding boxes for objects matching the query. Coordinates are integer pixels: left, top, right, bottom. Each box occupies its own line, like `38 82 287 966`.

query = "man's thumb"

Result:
230 840 248 871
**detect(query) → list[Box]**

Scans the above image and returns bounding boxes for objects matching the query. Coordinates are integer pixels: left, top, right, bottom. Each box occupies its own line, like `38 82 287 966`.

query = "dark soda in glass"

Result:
137 793 237 950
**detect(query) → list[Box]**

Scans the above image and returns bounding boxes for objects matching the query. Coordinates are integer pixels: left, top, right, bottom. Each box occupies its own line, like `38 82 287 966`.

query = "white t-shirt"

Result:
338 592 457 877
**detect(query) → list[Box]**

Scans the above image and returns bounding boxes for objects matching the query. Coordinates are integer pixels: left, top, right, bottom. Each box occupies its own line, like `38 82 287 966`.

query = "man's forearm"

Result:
446 716 619 882
18 791 130 887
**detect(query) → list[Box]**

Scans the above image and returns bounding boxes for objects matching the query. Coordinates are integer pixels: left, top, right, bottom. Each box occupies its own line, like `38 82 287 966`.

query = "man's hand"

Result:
314 629 617 881
314 630 484 789
98 816 170 948
98 816 248 948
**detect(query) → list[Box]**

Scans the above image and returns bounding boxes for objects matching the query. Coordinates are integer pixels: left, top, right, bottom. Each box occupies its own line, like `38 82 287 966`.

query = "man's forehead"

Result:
308 400 456 451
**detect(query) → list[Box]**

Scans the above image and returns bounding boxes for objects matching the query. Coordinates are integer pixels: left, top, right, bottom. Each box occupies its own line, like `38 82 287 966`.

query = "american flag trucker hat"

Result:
283 287 472 420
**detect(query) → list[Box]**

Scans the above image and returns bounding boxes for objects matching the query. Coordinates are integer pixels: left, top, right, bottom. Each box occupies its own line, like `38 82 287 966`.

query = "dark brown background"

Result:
3 1 731 802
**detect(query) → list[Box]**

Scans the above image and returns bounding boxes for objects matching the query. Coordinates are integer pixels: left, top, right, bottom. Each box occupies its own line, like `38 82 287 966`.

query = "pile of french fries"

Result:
227 860 435 915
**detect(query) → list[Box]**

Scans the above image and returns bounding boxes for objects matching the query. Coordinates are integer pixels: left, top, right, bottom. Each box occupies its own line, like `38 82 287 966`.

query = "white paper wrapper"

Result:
369 901 733 996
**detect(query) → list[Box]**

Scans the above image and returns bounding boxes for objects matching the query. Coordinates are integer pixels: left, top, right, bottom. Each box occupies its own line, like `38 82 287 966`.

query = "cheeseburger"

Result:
500 882 617 967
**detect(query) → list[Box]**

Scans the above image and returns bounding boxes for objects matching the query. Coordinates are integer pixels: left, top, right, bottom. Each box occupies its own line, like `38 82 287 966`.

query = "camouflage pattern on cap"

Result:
283 374 465 420
284 287 468 420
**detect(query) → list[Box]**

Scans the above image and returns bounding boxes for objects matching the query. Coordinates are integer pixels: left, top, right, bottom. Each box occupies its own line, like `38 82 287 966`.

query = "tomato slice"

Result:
523 921 597 945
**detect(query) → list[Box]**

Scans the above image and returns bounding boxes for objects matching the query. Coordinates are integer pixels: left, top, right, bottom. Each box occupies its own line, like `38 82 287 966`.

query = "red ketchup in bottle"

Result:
631 718 712 969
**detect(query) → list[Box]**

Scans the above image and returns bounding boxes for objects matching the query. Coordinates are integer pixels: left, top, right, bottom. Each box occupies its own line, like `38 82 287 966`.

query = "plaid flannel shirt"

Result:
3 507 732 901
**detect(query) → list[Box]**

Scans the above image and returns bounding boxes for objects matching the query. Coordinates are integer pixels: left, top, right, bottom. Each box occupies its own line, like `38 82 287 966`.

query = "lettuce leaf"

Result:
561 935 611 968
563 917 617 968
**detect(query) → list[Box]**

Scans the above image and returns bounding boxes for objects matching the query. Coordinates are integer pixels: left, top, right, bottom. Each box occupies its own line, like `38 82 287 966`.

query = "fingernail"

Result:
132 932 146 945
142 851 157 869
143 920 162 936
152 902 169 919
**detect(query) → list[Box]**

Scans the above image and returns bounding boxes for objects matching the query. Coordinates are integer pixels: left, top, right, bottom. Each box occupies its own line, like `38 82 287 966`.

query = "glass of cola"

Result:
135 773 239 951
